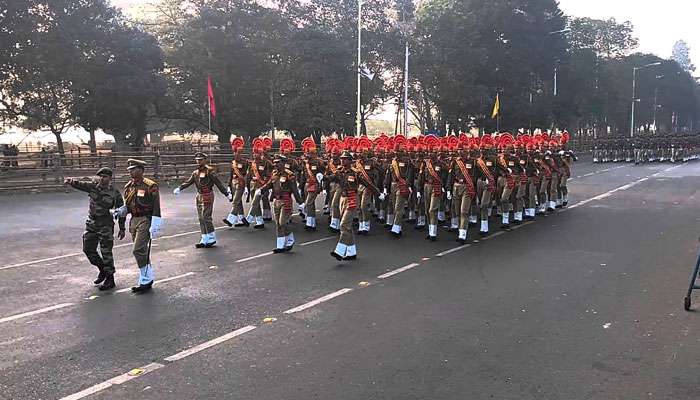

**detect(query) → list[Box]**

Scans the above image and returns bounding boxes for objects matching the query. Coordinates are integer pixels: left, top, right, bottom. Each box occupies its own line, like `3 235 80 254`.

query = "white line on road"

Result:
0 303 74 324
114 272 196 294
436 245 471 257
283 288 354 314
59 362 164 400
164 325 256 362
236 251 274 263
377 263 420 279
300 236 335 246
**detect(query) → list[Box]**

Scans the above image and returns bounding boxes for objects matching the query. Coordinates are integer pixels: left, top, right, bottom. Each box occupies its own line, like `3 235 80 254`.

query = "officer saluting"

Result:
173 152 230 248
117 159 162 294
64 167 125 291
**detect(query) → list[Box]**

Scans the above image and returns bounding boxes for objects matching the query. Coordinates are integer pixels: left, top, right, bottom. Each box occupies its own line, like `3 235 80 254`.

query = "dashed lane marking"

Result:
59 362 164 400
436 244 471 257
163 325 256 362
114 272 195 294
283 288 354 314
0 303 75 324
300 236 335 246
377 263 420 279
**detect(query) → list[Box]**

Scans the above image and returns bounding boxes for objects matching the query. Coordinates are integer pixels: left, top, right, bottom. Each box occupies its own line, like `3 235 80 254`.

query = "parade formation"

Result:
592 134 700 164
65 131 576 292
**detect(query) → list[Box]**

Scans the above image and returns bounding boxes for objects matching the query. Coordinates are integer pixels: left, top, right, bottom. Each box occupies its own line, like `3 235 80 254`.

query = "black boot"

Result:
195 242 206 248
222 218 233 227
94 268 107 285
273 247 288 254
98 274 115 291
330 251 343 261
236 218 250 227
131 281 153 294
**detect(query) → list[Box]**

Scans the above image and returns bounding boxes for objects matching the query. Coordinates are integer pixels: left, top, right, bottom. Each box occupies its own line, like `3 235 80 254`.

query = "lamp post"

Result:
355 0 362 137
630 62 661 137
397 13 415 137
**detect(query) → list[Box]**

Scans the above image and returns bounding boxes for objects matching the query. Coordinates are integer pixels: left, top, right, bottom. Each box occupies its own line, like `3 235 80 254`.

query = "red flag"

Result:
207 76 216 118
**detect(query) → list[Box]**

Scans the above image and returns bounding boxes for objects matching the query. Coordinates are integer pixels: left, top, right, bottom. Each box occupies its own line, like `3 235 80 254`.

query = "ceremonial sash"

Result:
541 162 552 178
425 160 443 197
305 161 318 193
346 188 358 210
391 160 410 198
455 159 476 197
354 161 373 187
232 161 246 185
476 158 496 192
520 172 528 185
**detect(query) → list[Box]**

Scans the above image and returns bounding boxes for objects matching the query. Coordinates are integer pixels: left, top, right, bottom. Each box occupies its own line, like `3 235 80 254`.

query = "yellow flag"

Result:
491 93 500 119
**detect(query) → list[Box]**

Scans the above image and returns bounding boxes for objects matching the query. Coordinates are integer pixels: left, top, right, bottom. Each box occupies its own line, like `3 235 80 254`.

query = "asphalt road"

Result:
0 160 699 400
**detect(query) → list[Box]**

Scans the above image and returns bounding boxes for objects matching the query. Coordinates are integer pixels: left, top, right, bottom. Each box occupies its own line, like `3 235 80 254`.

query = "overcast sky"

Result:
112 0 700 71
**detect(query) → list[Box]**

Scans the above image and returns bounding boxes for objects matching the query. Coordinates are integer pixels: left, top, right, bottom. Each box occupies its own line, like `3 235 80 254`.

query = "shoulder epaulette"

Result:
143 178 158 187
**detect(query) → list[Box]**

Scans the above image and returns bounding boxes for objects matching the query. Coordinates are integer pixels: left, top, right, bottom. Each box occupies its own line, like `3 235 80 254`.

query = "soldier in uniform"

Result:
476 135 497 236
118 159 162 293
173 152 230 248
354 138 380 235
224 137 250 228
446 138 478 244
417 138 447 241
329 151 380 261
246 139 273 229
383 136 414 238
64 167 125 290
298 137 325 231
259 154 303 253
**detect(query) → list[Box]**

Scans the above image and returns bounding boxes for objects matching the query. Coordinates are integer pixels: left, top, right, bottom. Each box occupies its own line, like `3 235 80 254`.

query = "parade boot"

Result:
305 216 316 231
390 224 402 238
345 245 357 261
329 218 340 233
357 221 367 236
547 201 556 213
501 213 510 230
469 215 478 226
195 234 207 248
254 216 265 229
438 211 446 223
408 210 417 223
426 224 437 241
457 229 468 244
448 217 458 232
204 232 217 248
331 243 347 261
263 209 273 222
514 211 523 225
223 214 238 227
562 195 568 207
131 265 154 294
94 266 107 285
236 214 249 227
480 220 489 237
273 237 287 254
284 233 295 251
98 274 115 291
385 214 394 229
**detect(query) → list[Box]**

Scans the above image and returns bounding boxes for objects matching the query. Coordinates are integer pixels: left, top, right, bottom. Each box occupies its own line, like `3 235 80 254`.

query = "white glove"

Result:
416 192 422 200
173 187 181 196
298 203 306 212
559 150 565 156
254 189 261 197
227 192 233 201
507 168 512 174
315 173 324 183
149 216 162 239
446 191 452 201
379 193 386 201
243 187 249 197
113 205 128 219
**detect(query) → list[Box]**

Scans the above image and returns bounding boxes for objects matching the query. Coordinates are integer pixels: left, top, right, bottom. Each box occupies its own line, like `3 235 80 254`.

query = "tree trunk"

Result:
53 131 65 155
89 128 97 154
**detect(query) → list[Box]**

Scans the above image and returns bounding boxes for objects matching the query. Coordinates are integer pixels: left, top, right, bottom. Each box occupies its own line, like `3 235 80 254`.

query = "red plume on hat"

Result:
560 132 570 146
230 136 245 152
280 137 295 153
301 136 317 153
252 137 265 153
481 134 494 149
424 135 440 152
358 135 372 152
393 134 407 151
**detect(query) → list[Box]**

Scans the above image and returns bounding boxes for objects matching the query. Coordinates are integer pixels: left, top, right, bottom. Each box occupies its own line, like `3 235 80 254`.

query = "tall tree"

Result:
671 40 695 72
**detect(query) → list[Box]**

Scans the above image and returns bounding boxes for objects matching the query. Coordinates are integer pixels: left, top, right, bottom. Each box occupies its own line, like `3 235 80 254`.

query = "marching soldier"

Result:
417 139 447 241
329 151 381 261
383 136 414 238
64 167 125 290
246 138 273 229
354 140 380 235
298 137 325 231
173 152 230 248
118 159 162 293
476 135 497 236
259 153 303 253
224 137 250 228
447 140 478 244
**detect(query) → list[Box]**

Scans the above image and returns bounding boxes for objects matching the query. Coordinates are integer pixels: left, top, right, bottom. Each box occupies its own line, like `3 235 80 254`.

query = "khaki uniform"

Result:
124 178 161 268
226 158 249 224
262 168 302 250
447 156 477 240
247 158 273 226
178 165 228 236
299 157 325 228
384 157 414 236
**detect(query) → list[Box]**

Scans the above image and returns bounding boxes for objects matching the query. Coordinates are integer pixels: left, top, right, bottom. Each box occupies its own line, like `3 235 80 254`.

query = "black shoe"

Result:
131 281 153 294
273 247 288 254
98 274 115 291
390 231 402 238
222 218 233 227
414 225 425 231
94 270 107 285
299 212 306 220
330 251 343 261
323 211 330 215
456 238 466 245
555 205 562 209
195 242 206 248
285 244 294 252
254 224 265 230
329 227 340 233
479 231 489 237
235 218 250 227
204 241 216 248
513 219 522 225
357 230 367 236
426 235 436 242
501 224 511 230
407 219 417 223
305 225 317 232
345 255 357 261
547 208 556 213
562 202 568 207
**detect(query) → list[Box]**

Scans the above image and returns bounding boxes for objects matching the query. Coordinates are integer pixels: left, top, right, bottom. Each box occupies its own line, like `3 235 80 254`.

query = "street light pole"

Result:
630 62 661 138
403 41 409 136
356 0 362 137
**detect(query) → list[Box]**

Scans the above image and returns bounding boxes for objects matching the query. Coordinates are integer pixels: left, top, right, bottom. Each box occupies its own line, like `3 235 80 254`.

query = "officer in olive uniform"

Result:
116 159 162 293
258 154 303 253
64 167 125 290
174 152 230 248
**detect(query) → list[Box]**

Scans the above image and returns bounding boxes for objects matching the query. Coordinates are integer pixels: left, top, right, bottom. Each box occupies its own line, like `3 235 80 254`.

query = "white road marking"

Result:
583 172 595 177
283 288 354 314
377 263 420 279
236 252 274 263
0 303 74 324
300 236 335 246
114 272 195 294
164 325 256 362
59 362 164 400
436 244 471 257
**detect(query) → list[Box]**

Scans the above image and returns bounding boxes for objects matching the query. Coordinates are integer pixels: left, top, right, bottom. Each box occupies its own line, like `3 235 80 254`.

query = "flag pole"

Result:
208 93 212 158
356 0 362 137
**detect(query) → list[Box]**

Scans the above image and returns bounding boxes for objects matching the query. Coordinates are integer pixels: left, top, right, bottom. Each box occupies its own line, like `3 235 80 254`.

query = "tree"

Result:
672 40 695 72
568 17 638 59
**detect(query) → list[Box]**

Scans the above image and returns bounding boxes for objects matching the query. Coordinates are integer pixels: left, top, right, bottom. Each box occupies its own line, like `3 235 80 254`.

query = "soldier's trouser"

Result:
229 183 245 216
385 183 397 225
549 173 559 205
330 183 341 219
83 219 115 275
538 177 550 207
129 216 152 269
423 185 440 226
197 194 215 234
559 174 569 200
249 184 264 217
273 199 291 238
515 181 526 213
358 185 372 223
498 177 514 215
480 186 494 220
338 196 356 246
304 186 318 219
452 183 473 230
391 183 408 227
262 189 271 214
527 177 538 209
